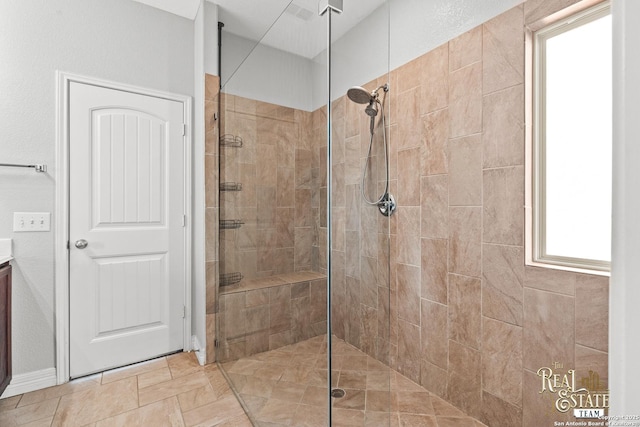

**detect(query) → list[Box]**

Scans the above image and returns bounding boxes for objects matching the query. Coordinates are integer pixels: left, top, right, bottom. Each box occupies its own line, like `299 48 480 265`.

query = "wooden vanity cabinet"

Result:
0 262 11 396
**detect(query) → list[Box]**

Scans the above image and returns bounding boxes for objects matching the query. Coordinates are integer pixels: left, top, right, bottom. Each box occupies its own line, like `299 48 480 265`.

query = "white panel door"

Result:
69 81 186 378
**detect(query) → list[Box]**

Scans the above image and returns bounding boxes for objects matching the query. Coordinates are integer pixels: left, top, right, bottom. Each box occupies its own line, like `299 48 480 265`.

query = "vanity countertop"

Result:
0 239 12 265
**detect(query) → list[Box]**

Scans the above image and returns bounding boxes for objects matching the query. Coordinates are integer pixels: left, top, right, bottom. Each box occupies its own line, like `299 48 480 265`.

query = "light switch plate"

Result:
13 212 51 232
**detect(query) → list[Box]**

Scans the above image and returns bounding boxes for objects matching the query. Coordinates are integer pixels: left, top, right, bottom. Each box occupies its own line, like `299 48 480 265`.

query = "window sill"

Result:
525 259 610 277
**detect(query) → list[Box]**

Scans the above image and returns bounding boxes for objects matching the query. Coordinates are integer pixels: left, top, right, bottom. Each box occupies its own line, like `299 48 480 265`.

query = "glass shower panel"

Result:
214 2 330 425
328 1 392 425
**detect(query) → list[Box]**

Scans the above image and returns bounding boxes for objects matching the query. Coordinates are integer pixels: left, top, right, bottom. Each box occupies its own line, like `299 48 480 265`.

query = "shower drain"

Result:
331 388 346 398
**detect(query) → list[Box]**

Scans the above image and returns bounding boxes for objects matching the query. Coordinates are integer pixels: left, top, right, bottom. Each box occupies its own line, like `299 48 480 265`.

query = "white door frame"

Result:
54 71 192 384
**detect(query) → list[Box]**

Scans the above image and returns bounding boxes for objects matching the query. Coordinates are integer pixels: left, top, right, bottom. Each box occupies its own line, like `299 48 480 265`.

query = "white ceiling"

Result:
132 0 386 59
131 0 201 20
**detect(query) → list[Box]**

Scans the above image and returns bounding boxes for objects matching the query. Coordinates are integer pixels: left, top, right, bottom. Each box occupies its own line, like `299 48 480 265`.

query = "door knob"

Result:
75 239 88 249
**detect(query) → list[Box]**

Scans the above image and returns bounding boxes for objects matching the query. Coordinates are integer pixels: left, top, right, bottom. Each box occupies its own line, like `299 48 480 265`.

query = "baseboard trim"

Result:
191 335 205 366
1 368 57 398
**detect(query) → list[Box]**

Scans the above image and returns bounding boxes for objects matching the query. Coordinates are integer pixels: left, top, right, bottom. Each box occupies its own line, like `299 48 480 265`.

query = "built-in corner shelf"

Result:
220 134 243 148
220 219 244 230
220 182 243 192
220 272 243 287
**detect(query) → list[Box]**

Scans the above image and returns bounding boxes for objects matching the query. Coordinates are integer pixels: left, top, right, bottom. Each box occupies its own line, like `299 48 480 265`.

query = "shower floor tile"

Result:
221 334 487 427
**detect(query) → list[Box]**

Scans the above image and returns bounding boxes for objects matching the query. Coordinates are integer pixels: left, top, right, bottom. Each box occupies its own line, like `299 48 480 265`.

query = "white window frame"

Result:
527 0 611 275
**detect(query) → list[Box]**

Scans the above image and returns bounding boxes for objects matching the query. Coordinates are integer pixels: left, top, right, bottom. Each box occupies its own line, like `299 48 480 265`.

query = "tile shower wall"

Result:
205 74 321 363
326 1 609 426
205 74 220 364
218 93 315 280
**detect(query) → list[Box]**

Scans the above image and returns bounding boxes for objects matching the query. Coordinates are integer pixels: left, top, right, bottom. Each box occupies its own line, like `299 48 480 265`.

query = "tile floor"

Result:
0 335 486 426
221 335 487 427
0 352 251 427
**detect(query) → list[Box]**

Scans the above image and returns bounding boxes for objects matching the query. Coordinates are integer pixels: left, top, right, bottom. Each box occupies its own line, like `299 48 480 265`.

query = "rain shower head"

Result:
347 86 372 104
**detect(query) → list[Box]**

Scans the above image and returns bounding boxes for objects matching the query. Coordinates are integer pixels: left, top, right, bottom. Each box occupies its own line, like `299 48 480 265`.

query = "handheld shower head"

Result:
365 100 378 117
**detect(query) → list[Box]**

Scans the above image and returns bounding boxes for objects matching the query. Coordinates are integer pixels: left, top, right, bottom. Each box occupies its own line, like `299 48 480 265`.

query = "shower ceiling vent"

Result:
285 3 315 21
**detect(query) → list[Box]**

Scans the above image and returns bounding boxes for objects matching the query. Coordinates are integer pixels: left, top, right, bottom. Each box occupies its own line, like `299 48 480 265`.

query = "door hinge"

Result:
182 215 187 227
66 240 70 250
182 124 187 136
214 339 219 348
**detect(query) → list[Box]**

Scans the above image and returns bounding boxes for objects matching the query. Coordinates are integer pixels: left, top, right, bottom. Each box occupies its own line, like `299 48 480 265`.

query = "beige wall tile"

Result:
397 206 421 267
331 207 346 252
295 148 312 189
278 135 296 168
421 108 449 176
397 264 421 326
361 255 378 309
397 319 421 384
449 207 482 277
277 167 294 207
344 136 361 186
448 274 482 350
206 261 217 314
246 288 269 307
396 87 421 150
397 147 421 206
238 163 257 208
295 188 313 228
483 5 524 94
421 175 449 239
449 62 483 138
575 345 608 391
204 74 219 101
332 162 346 207
482 244 524 326
205 207 218 262
206 314 216 364
361 304 379 358
256 186 276 229
294 227 313 271
449 135 483 206
575 275 609 352
292 297 312 342
482 317 523 406
276 207 294 249
421 299 448 369
421 44 449 115
481 391 523 427
421 238 448 305
397 56 423 93
524 266 576 296
205 154 218 208
345 231 360 279
420 359 448 398
447 341 481 418
483 166 524 245
522 368 573 426
523 288 575 371
449 27 483 72
236 97 257 116
256 145 277 187
483 85 525 168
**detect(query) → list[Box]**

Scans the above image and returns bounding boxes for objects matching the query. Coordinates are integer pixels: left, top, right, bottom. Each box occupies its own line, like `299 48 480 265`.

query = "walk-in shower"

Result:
212 0 395 425
347 84 396 217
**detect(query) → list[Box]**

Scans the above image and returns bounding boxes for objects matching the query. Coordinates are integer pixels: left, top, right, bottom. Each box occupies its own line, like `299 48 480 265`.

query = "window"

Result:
531 1 612 272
